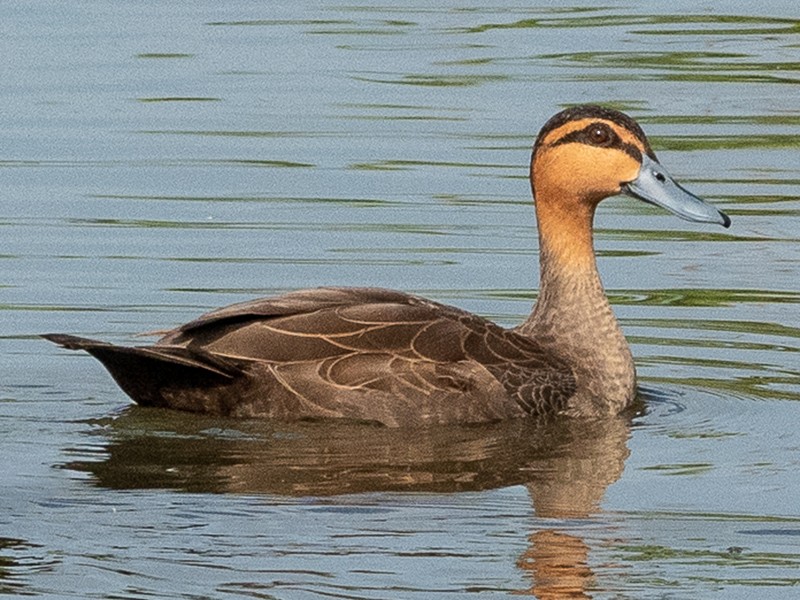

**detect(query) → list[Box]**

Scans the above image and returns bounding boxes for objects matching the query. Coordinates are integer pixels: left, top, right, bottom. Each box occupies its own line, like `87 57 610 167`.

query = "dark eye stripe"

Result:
534 105 656 158
551 123 643 161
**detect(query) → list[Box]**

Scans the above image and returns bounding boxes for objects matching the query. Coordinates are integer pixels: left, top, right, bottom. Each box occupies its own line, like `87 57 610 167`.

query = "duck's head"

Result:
530 105 730 229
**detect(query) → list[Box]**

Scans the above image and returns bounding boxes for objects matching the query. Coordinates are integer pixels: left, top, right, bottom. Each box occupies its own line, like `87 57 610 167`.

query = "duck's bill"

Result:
621 155 731 228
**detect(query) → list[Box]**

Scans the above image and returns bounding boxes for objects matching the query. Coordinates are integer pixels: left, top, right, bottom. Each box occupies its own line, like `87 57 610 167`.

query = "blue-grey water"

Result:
2 2 799 598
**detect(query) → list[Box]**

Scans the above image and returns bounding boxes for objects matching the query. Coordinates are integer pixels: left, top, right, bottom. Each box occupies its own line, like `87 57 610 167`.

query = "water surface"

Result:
2 1 799 598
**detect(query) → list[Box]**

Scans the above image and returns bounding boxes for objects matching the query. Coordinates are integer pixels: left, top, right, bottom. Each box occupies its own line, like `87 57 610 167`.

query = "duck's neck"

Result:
516 198 636 415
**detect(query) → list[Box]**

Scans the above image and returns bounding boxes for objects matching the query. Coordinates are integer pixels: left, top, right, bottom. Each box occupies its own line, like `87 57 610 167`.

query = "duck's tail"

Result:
42 334 246 413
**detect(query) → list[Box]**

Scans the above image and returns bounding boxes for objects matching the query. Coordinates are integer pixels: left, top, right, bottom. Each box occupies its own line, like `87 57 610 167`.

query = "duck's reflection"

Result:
68 408 633 598
513 416 630 597
518 531 593 599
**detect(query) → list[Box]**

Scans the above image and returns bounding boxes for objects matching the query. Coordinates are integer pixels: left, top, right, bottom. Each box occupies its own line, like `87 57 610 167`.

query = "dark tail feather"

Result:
42 333 247 412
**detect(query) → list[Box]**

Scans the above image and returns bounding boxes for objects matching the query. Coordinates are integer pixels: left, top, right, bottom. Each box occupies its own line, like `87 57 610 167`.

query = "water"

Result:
2 1 799 598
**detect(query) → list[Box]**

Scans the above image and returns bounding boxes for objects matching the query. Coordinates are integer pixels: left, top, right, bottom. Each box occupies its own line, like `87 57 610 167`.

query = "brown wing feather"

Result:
169 287 423 336
153 287 577 420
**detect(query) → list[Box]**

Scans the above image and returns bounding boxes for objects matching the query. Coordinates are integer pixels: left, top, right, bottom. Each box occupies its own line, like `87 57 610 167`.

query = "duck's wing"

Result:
157 287 577 418
162 287 433 340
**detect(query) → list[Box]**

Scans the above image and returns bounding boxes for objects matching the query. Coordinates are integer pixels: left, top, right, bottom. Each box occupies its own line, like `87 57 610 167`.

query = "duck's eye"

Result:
588 125 612 146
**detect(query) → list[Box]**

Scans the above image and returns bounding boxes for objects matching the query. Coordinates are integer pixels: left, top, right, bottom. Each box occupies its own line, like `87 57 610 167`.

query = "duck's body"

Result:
47 287 575 426
45 105 730 426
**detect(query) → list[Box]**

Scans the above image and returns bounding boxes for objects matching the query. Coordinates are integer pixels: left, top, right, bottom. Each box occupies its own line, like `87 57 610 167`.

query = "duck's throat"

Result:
518 207 636 414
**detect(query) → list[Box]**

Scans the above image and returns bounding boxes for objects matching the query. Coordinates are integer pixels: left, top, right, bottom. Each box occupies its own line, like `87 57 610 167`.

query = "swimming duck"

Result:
44 105 730 426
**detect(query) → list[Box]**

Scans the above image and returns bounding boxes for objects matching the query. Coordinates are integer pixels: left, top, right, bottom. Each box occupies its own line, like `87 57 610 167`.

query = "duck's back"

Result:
50 287 576 426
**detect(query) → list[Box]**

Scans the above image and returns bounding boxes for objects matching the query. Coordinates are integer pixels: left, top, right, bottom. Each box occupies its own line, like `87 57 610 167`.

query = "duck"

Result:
44 105 730 427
